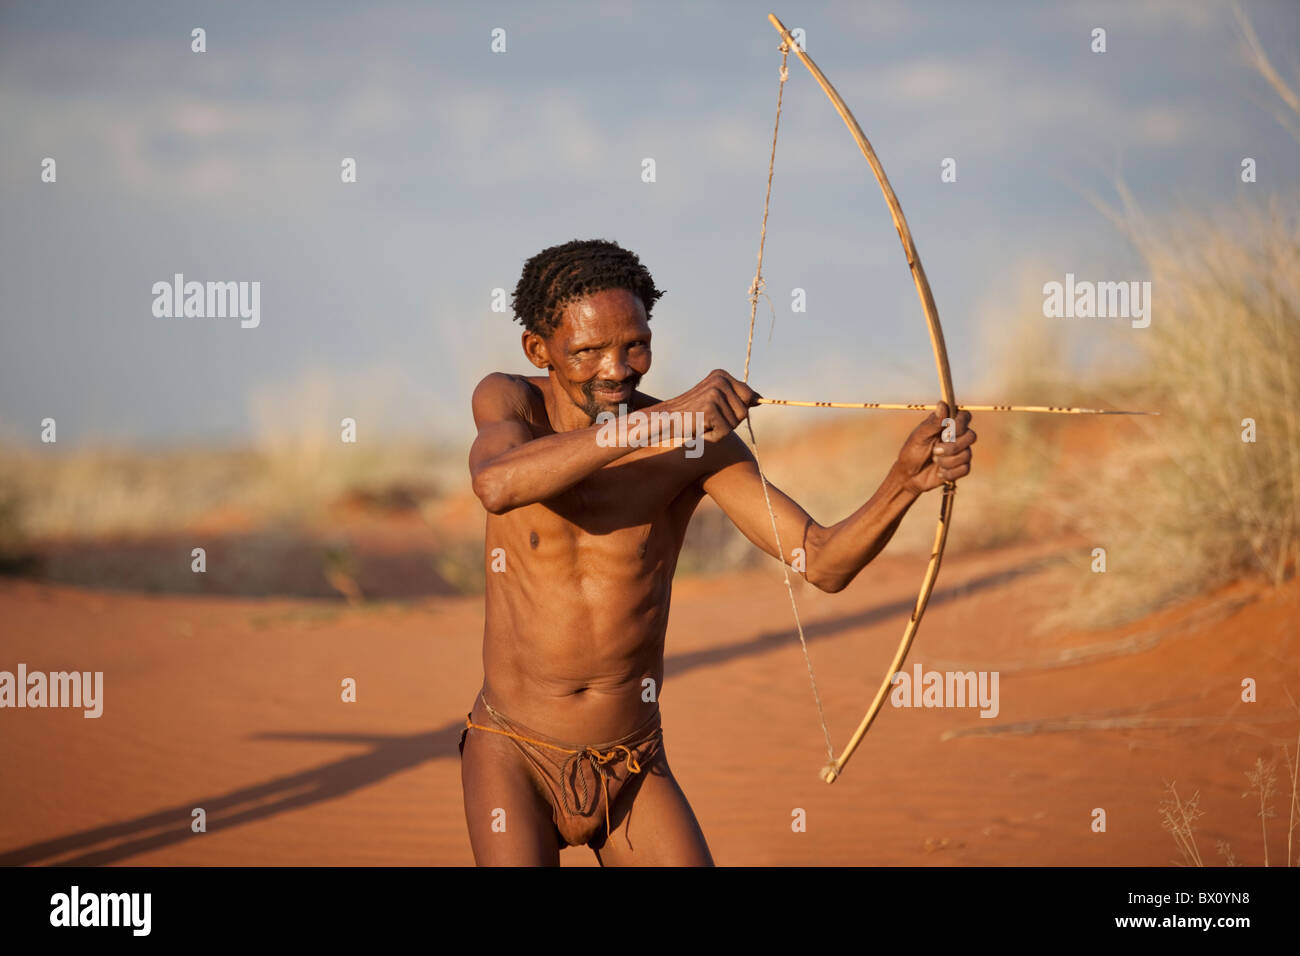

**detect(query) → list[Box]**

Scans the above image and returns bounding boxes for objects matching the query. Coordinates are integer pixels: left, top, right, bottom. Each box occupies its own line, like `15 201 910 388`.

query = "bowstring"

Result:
744 41 835 764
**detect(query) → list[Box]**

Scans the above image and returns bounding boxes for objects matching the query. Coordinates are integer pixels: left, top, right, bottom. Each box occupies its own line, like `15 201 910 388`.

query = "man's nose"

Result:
600 354 633 380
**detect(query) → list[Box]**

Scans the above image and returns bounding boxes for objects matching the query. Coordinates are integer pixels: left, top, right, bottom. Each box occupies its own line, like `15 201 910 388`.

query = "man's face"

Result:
532 288 653 420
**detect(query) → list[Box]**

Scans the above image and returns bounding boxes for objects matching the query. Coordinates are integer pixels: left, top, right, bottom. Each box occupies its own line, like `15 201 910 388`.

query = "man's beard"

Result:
578 372 642 419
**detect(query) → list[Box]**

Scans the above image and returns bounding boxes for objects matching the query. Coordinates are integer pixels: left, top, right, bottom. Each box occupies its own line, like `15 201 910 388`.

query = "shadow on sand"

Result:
0 555 1057 865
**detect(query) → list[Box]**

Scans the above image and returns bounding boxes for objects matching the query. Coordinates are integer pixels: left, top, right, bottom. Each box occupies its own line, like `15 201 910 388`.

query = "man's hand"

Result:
657 369 760 444
894 402 976 495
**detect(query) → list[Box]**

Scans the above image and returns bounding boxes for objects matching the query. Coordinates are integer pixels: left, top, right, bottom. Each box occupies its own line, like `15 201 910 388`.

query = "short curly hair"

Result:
511 238 665 336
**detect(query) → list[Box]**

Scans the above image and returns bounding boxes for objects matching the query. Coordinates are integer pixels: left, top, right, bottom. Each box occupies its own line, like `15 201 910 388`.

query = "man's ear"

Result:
522 330 551 370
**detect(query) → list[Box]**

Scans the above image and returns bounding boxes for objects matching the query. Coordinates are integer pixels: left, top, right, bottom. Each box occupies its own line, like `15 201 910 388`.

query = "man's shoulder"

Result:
471 373 550 434
474 371 544 396
473 372 547 408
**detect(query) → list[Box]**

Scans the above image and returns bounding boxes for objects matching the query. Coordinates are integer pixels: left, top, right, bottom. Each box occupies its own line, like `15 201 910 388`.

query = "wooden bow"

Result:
764 14 957 784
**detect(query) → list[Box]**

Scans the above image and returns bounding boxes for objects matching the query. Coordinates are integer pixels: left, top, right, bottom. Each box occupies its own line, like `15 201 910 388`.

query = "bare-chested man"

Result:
460 238 975 866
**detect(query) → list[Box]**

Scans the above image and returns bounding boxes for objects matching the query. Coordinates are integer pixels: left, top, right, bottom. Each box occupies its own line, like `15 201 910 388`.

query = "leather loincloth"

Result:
460 693 664 847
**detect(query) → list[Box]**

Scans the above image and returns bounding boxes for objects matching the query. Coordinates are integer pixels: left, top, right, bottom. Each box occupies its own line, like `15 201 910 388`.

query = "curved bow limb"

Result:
767 13 957 784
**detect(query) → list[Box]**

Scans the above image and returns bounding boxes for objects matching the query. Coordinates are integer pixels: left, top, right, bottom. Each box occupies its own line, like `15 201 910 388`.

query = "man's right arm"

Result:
469 369 761 515
468 373 635 514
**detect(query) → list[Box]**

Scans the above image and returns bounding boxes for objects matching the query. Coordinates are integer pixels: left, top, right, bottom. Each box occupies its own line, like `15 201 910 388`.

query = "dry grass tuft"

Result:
1042 200 1300 629
1160 716 1300 867
1243 756 1278 866
1159 781 1206 867
0 441 460 541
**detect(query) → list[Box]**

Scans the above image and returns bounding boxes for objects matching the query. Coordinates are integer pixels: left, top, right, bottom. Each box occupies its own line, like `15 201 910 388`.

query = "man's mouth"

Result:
594 384 632 399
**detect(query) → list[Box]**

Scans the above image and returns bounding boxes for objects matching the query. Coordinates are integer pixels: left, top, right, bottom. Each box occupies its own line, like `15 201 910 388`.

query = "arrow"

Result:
755 398 1157 415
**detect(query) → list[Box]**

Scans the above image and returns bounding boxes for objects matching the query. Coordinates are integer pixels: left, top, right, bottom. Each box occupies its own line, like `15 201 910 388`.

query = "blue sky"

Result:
2 0 1297 446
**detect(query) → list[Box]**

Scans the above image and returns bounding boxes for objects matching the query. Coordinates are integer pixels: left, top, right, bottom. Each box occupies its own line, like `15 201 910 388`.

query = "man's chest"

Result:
493 451 706 553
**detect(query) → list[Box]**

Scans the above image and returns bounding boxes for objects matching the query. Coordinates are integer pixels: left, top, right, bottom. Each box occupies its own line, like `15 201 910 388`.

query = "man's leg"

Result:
591 753 713 866
460 723 563 866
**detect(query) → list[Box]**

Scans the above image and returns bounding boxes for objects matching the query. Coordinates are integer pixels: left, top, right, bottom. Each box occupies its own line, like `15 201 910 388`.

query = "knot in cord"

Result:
561 743 646 839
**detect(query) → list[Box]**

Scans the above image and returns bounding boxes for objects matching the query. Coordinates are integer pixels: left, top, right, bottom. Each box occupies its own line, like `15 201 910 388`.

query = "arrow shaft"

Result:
755 398 1154 415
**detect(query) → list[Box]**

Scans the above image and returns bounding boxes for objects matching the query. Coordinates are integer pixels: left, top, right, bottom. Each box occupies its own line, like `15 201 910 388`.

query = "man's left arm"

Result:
700 405 975 593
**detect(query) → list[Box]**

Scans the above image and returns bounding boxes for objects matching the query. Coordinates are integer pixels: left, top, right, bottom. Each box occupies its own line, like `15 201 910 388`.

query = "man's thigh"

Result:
593 753 714 866
460 725 563 866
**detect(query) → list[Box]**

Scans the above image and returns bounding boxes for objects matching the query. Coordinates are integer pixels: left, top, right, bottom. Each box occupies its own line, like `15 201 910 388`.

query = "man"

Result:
460 238 975 865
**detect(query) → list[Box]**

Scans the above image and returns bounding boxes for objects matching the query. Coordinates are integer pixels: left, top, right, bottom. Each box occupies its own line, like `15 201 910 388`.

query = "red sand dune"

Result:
1 542 1295 866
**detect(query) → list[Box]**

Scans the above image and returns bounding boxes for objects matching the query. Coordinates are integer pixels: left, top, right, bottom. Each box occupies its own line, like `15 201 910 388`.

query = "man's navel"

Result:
529 530 539 549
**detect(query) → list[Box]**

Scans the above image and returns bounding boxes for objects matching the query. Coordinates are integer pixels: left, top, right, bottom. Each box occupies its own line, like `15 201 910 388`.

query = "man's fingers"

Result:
929 404 972 433
721 387 751 423
677 370 762 440
917 414 948 440
933 450 972 469
931 430 977 457
716 376 759 413
701 369 760 410
733 378 760 407
712 397 740 432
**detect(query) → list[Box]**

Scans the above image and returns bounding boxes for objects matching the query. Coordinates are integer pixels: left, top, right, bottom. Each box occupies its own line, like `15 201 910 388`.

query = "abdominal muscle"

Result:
479 502 686 745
